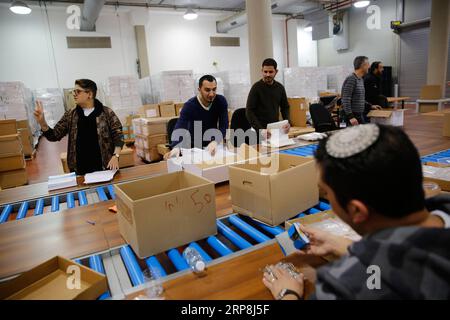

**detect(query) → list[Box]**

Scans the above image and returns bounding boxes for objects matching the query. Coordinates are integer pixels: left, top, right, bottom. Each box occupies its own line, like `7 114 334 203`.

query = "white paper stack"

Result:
262 120 296 148
48 172 77 191
84 170 118 184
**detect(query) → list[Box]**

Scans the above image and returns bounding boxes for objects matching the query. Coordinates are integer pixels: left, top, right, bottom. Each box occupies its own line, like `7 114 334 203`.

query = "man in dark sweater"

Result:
164 75 229 159
341 56 381 126
246 58 290 140
364 61 388 108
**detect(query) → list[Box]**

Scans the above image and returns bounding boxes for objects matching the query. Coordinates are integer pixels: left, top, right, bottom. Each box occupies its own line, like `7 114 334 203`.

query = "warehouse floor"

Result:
24 104 450 184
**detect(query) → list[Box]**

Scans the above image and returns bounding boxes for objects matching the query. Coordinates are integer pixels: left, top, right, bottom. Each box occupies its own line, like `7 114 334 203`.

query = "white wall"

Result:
145 9 287 76
0 3 138 89
297 25 318 67
0 4 289 89
317 0 398 71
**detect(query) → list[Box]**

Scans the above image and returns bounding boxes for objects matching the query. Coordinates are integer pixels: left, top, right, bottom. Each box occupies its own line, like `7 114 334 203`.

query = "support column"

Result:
287 19 299 68
426 0 450 96
246 0 274 84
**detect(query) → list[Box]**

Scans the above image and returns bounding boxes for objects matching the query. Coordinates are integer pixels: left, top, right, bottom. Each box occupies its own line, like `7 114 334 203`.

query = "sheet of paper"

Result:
264 120 296 147
48 172 77 191
84 170 118 184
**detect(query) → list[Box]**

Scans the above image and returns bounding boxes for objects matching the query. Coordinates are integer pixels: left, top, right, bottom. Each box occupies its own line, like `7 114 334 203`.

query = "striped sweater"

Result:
341 73 371 119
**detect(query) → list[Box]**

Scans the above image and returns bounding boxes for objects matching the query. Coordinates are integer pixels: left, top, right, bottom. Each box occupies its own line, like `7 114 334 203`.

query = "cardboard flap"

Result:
0 134 20 142
367 110 393 118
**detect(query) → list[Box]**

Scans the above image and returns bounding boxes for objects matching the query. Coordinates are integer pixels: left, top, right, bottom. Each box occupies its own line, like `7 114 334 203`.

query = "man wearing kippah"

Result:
341 56 382 126
263 124 450 300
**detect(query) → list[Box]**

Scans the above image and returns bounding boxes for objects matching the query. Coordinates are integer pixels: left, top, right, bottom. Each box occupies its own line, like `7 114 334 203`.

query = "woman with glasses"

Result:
34 79 124 175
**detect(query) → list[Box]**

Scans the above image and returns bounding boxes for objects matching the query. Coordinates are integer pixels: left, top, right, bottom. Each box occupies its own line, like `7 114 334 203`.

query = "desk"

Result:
125 243 326 300
387 96 410 109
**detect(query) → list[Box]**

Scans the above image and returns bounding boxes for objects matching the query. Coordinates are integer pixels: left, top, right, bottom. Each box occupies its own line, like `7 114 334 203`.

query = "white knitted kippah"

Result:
326 124 380 158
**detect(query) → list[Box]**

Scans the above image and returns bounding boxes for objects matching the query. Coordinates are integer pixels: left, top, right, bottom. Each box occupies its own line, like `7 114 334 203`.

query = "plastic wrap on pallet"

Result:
151 70 195 103
0 81 40 144
283 67 328 99
323 65 354 94
213 70 251 110
138 77 153 104
104 75 142 111
34 88 65 128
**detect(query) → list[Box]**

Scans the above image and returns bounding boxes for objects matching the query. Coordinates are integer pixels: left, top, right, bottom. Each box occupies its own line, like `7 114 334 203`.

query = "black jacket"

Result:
364 72 383 105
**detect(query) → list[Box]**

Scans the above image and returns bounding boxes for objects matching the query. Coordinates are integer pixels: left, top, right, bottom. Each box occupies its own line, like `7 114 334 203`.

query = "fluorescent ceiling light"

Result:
184 8 198 20
10 1 32 15
353 1 370 8
304 26 312 32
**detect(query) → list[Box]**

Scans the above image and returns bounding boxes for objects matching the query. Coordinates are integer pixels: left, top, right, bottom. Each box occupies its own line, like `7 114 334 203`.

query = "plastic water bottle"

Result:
183 247 206 274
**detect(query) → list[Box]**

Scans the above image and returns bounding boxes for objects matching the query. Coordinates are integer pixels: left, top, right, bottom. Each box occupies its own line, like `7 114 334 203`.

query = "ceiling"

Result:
1 0 340 15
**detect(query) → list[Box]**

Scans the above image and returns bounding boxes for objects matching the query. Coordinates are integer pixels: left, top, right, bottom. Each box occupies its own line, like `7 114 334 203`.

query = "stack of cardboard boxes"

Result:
132 102 183 162
0 120 28 189
133 116 173 163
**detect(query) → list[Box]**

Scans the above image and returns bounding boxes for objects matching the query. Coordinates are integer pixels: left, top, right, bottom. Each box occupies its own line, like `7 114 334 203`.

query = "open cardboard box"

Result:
367 109 405 126
0 256 107 300
285 211 361 261
167 144 259 184
229 153 319 226
114 171 217 258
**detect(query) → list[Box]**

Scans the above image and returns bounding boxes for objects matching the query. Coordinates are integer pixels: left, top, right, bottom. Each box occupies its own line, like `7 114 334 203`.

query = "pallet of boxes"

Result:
133 102 180 163
0 120 28 189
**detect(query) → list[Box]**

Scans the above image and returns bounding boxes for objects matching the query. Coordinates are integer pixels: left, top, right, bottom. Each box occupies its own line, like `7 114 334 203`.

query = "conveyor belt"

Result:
421 148 450 164
0 186 115 224
70 200 331 299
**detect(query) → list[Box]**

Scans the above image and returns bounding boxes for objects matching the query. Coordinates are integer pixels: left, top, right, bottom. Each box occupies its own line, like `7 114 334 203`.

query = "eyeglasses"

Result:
72 89 88 95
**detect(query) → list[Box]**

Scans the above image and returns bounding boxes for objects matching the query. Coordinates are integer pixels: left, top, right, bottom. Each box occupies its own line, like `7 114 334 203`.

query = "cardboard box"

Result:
0 153 25 172
159 102 176 118
135 134 167 150
229 153 319 226
419 104 438 113
367 109 405 126
139 104 160 118
167 144 259 184
0 134 23 155
285 211 361 261
0 256 107 300
0 119 18 136
114 171 217 258
142 147 162 162
288 127 315 138
0 168 27 189
443 113 450 137
288 98 308 127
118 147 134 168
175 103 184 116
140 117 175 136
18 129 33 156
16 120 30 130
60 152 70 174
